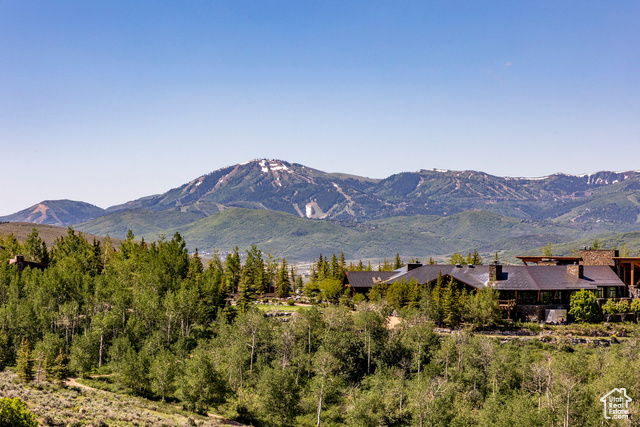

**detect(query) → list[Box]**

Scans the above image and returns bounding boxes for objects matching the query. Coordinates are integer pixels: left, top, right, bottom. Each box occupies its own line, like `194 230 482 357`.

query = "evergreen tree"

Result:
16 339 34 383
24 228 49 264
225 247 241 293
289 265 297 294
51 348 69 386
442 277 460 327
330 253 339 279
394 253 404 269
187 249 204 283
244 244 266 294
236 269 255 313
338 252 346 279
276 258 291 298
87 238 104 276
471 249 483 265
422 273 444 325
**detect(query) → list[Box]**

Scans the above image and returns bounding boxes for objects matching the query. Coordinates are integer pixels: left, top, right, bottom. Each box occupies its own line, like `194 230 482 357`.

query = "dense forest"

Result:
0 229 638 426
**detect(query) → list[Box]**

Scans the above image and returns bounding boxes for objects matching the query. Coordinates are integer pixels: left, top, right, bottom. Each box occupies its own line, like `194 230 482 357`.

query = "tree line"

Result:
1 229 638 426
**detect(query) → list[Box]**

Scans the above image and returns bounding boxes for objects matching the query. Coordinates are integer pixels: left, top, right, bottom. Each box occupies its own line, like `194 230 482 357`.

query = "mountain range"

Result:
3 159 640 261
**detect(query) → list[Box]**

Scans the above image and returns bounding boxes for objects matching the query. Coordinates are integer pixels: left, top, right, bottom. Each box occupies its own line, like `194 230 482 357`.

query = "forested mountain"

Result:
3 160 640 259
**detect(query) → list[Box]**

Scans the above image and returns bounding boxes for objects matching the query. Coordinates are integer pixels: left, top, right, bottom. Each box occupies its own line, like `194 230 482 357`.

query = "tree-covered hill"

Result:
73 208 640 262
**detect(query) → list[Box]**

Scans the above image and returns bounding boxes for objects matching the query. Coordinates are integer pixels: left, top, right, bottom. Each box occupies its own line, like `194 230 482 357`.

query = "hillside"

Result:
0 222 122 249
73 208 636 262
0 200 105 226
75 208 207 239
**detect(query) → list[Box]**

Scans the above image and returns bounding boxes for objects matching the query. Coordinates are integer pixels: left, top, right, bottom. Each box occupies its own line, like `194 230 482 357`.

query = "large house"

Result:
344 250 638 321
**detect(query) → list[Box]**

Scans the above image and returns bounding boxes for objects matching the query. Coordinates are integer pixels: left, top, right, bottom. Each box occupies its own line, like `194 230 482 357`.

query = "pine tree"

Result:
276 259 291 298
225 247 241 293
394 253 404 269
338 252 346 279
16 339 34 383
427 273 445 325
290 266 298 294
471 249 483 265
442 278 460 327
236 270 255 312
330 253 339 279
187 249 204 283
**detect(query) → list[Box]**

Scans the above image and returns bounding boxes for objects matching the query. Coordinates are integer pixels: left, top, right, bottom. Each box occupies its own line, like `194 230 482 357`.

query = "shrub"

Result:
569 290 600 323
286 299 295 306
0 397 39 427
602 299 618 322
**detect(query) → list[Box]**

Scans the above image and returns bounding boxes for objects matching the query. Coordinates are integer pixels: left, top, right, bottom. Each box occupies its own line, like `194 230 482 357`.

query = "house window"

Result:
541 291 553 304
596 288 604 299
518 291 537 304
500 291 516 300
609 287 617 299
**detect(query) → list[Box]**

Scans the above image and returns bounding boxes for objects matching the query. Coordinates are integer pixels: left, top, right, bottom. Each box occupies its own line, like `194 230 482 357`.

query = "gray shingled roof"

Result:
344 271 397 288
364 264 625 291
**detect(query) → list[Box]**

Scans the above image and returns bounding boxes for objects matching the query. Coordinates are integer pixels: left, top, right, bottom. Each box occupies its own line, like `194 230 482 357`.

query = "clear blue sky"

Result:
1 1 639 215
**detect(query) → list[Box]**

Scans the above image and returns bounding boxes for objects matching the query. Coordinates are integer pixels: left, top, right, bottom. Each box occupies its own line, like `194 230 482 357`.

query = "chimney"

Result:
567 263 584 279
489 262 502 281
407 263 422 271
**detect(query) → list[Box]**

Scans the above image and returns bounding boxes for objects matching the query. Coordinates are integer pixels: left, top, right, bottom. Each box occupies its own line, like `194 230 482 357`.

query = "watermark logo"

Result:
600 388 632 419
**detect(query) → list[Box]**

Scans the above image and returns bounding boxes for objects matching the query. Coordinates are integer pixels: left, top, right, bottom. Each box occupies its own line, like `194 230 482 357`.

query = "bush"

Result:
286 299 295 306
569 290 600 323
0 397 39 427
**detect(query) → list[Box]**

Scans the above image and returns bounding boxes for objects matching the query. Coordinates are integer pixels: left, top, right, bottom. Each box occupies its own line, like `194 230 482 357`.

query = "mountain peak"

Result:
0 200 105 227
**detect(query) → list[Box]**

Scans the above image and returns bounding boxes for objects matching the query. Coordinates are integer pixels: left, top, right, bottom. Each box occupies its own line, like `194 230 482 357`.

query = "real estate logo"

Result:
600 388 632 419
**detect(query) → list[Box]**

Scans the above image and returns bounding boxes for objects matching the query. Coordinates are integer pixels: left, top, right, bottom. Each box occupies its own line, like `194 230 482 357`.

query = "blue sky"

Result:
1 1 639 215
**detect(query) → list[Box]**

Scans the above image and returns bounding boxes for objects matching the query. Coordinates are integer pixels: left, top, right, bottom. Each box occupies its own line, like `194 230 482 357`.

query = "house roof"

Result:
344 271 397 288
495 265 624 291
348 264 625 292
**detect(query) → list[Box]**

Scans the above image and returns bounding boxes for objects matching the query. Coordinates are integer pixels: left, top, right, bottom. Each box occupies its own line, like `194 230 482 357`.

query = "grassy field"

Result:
255 304 309 312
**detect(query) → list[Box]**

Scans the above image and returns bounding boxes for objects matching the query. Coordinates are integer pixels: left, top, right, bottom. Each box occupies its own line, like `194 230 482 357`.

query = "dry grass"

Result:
0 370 239 426
0 222 123 248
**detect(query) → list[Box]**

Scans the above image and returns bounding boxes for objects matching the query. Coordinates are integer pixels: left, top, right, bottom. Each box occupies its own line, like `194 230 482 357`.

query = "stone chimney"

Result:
578 249 618 266
489 262 502 281
567 264 584 278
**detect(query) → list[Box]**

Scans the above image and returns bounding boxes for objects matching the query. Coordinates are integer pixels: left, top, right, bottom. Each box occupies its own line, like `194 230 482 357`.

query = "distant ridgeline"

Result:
2 160 640 260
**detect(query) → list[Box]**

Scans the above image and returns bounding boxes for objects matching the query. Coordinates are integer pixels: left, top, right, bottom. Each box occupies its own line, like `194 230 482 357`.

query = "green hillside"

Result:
75 208 206 239
164 208 452 260
72 207 639 262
